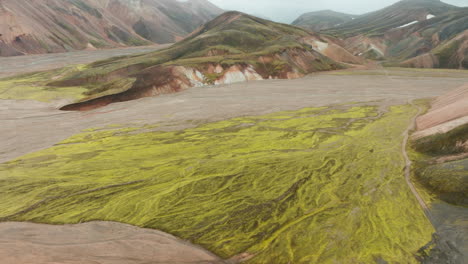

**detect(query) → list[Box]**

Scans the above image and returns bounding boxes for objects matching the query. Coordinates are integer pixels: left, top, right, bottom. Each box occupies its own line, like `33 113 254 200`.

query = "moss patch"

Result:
0 65 88 102
0 104 433 263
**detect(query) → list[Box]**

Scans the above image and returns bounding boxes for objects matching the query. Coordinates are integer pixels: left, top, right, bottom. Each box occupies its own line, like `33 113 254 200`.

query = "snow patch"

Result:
426 14 435 20
397 21 418 28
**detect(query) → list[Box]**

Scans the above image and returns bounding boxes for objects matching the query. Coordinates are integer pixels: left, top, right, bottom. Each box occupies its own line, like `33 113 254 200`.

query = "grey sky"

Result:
208 0 468 23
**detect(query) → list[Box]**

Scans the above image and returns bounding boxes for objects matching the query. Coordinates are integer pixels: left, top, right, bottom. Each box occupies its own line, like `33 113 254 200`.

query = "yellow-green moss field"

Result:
0 103 434 263
0 65 134 102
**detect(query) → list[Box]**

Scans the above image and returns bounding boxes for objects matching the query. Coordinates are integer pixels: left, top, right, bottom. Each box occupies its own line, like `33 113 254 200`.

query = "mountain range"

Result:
54 11 358 110
295 0 467 69
0 0 222 56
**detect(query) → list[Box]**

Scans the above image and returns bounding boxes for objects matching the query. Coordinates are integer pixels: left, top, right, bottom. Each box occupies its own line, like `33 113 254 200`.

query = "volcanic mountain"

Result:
307 0 468 68
0 0 223 56
395 8 468 69
324 0 458 38
103 0 223 43
15 11 359 110
292 10 356 32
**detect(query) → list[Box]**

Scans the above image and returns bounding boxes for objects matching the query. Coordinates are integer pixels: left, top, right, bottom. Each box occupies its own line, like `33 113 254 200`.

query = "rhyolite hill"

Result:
0 0 223 56
4 11 360 111
294 0 467 69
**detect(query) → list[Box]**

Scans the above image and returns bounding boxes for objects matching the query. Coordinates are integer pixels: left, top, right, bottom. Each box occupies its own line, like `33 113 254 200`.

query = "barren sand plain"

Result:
2 68 467 163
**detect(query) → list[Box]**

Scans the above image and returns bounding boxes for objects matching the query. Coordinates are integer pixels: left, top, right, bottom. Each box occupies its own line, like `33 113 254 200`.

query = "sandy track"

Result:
0 221 224 264
1 70 467 164
0 44 171 78
402 103 430 212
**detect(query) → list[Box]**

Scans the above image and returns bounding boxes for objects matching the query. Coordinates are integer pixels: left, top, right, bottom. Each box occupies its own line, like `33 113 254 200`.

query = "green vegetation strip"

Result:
0 65 88 102
0 104 433 263
410 123 468 206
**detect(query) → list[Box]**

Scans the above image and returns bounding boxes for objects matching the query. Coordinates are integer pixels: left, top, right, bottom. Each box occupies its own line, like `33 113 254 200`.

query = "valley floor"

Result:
1 67 467 263
0 44 170 79
2 68 467 164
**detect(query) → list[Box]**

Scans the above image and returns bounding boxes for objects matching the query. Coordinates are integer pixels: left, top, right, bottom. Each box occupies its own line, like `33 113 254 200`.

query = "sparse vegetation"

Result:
0 66 88 102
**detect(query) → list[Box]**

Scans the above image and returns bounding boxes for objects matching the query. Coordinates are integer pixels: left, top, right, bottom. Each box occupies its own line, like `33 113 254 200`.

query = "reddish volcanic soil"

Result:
0 221 224 264
417 83 468 130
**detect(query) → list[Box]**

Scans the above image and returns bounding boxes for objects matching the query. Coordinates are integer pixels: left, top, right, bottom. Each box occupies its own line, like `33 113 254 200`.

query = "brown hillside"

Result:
0 0 222 56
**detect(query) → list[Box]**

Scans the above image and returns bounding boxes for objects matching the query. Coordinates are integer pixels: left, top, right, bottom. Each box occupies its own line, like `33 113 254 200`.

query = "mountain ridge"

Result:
292 10 356 32
293 0 467 68
0 0 223 56
0 11 362 110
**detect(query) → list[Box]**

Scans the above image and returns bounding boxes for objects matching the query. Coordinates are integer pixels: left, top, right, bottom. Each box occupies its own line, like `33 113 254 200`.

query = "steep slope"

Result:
325 0 457 38
396 8 468 68
323 0 467 68
99 0 223 43
0 0 149 56
0 0 222 56
0 12 355 110
292 10 356 32
54 11 350 110
414 83 468 138
411 84 468 206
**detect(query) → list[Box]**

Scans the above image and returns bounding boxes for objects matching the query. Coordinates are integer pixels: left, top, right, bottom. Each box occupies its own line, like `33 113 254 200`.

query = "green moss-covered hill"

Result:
0 11 345 110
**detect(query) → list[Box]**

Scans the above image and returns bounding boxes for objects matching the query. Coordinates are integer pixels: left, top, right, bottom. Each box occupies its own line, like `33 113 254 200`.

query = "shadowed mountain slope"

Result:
0 0 222 56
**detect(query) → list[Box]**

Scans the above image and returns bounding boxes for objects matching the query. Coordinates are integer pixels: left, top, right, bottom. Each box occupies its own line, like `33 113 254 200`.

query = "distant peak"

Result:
215 11 251 21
